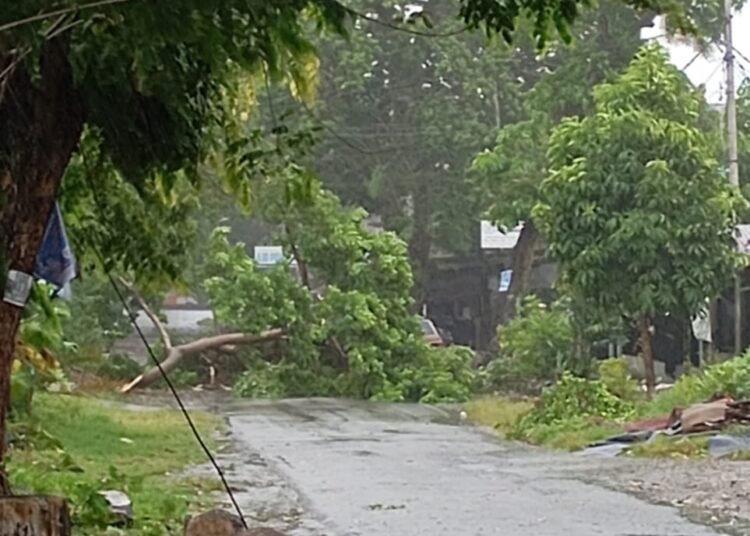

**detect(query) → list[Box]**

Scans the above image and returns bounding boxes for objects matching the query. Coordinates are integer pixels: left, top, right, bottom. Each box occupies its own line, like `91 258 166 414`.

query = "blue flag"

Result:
34 202 77 288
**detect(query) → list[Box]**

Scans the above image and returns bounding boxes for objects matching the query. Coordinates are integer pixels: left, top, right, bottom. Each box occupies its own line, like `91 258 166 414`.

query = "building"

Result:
424 221 556 351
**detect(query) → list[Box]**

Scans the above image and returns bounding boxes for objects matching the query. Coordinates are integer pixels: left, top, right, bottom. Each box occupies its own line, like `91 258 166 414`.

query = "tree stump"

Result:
0 496 71 536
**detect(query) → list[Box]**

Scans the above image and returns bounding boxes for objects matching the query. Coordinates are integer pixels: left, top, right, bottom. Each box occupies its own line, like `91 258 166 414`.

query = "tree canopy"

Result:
534 45 743 391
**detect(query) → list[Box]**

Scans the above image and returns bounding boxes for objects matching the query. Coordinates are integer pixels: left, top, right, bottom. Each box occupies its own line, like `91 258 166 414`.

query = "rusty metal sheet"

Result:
0 496 70 536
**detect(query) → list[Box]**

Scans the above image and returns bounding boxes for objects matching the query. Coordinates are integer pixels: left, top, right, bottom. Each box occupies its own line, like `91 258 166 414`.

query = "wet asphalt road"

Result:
221 398 722 536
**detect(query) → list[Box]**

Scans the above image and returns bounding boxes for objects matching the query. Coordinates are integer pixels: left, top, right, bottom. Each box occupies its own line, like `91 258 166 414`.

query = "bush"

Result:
95 354 143 381
512 372 635 440
234 360 337 399
646 352 750 415
495 296 577 386
407 346 478 403
597 358 641 402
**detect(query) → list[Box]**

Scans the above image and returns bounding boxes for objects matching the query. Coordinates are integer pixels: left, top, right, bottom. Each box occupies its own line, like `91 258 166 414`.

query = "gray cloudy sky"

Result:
643 8 750 104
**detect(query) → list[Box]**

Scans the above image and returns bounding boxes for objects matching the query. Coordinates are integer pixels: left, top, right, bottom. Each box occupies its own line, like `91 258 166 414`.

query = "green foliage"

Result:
59 273 132 355
597 357 642 402
646 352 750 416
206 182 476 402
8 394 221 534
95 354 143 381
536 45 744 326
497 296 577 382
513 372 635 434
458 0 741 47
391 346 478 403
12 283 70 419
233 359 337 398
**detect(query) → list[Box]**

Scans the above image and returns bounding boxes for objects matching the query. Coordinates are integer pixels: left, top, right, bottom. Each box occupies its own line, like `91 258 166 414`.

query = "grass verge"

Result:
8 393 224 535
464 397 534 436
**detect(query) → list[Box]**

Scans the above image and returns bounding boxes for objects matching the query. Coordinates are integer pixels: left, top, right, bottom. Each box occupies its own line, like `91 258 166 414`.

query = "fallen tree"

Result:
119 183 477 402
118 278 284 393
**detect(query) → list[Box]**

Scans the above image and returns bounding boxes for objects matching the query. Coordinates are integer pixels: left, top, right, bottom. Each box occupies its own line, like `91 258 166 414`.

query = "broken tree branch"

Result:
120 329 285 393
117 277 172 351
117 279 285 393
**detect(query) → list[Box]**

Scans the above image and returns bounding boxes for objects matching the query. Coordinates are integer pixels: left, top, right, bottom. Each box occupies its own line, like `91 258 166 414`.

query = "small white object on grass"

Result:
459 410 468 422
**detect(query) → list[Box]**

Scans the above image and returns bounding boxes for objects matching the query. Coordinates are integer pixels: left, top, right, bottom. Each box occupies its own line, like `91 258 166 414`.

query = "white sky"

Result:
641 7 750 104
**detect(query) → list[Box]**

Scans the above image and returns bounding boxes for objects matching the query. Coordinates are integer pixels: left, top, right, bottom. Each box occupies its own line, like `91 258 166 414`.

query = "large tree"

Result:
470 0 647 322
310 0 538 306
534 45 742 393
0 0 349 494
0 0 731 493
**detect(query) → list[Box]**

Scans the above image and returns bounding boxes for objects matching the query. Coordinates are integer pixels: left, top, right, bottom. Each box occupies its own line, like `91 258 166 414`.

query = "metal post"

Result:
726 0 740 188
735 274 742 355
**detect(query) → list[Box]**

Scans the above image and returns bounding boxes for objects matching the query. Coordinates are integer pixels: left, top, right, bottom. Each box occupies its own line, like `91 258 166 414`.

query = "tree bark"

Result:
407 186 433 311
500 220 539 324
121 330 285 392
639 315 656 396
0 39 84 495
117 280 285 392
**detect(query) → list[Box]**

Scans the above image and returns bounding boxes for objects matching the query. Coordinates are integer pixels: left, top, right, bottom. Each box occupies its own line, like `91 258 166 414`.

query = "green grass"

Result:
466 396 624 451
8 393 223 535
627 434 709 459
464 397 534 435
520 418 623 451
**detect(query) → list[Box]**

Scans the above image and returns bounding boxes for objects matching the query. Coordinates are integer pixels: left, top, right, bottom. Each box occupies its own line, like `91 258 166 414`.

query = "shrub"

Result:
496 296 577 386
512 372 635 440
95 354 143 381
407 346 478 403
597 357 641 402
234 361 337 399
647 351 750 415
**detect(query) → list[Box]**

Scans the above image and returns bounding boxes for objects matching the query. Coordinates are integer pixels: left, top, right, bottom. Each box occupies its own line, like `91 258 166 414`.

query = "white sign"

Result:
692 308 712 343
3 269 33 307
499 269 512 292
254 246 285 265
736 224 750 255
480 220 522 250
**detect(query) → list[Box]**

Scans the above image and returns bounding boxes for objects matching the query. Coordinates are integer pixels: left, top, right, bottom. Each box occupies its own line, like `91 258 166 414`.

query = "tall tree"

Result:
534 45 742 393
0 0 348 494
309 0 538 305
471 0 648 322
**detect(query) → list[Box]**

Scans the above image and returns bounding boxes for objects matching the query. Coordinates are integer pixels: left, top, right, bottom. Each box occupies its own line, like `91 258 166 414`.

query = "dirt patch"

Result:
582 457 750 535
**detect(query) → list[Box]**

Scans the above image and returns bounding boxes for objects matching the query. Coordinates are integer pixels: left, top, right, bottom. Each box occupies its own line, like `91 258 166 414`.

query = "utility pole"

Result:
726 0 739 189
725 0 743 354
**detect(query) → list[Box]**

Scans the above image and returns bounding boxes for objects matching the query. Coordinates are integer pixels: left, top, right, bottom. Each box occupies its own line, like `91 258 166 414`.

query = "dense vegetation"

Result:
6 0 750 528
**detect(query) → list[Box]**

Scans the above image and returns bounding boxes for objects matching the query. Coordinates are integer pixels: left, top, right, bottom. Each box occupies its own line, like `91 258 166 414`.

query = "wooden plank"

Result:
0 496 71 536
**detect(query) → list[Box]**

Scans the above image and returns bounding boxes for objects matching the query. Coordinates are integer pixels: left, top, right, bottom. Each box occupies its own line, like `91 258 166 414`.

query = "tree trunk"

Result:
407 187 433 311
500 220 539 324
121 329 285 392
639 316 656 396
0 39 84 494
0 496 71 535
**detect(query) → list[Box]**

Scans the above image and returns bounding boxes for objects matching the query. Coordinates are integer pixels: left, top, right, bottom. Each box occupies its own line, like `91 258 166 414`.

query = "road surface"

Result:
203 398 725 536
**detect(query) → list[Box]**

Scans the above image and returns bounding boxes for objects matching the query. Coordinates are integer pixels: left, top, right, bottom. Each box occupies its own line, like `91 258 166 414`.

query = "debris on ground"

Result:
583 397 750 456
708 434 750 458
99 490 133 526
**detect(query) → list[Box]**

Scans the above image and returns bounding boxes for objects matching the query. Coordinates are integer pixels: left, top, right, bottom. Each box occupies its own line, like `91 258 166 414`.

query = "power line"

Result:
80 164 248 529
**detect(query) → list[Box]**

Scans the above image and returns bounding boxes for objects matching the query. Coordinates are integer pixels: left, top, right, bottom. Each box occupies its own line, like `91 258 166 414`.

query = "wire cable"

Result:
103 272 248 528
82 172 248 528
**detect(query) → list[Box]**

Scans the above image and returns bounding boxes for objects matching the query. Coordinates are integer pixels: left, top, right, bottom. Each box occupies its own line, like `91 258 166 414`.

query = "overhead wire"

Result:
80 161 248 529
